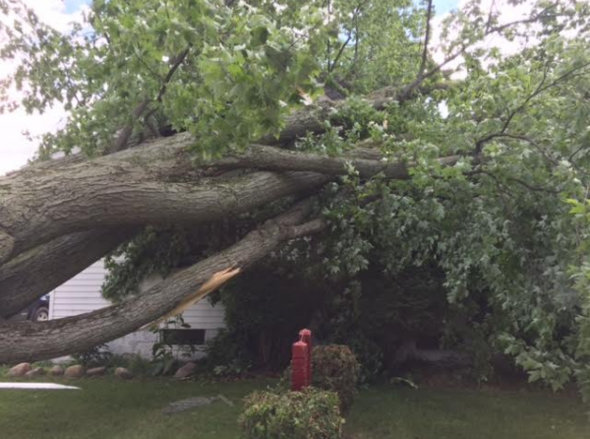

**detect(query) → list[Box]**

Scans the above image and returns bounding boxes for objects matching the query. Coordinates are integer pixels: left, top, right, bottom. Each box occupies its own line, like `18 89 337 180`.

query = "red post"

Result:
291 341 308 391
299 329 312 386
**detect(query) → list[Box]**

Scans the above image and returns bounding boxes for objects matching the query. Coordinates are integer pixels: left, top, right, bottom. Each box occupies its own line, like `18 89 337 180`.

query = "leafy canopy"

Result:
3 0 590 400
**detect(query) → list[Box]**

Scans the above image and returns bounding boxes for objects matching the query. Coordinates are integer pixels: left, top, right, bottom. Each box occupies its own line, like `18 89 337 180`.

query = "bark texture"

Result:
0 228 134 318
0 201 324 363
0 133 330 262
220 144 461 179
0 82 463 361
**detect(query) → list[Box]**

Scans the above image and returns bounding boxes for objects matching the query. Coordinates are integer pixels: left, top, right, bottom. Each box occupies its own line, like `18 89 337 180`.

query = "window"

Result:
161 329 206 345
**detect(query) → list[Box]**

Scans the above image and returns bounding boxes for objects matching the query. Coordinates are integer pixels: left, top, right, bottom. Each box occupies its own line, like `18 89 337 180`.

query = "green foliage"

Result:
4 0 590 404
102 226 191 302
0 0 331 159
561 198 590 402
239 388 343 439
312 345 360 413
150 315 196 376
207 268 321 371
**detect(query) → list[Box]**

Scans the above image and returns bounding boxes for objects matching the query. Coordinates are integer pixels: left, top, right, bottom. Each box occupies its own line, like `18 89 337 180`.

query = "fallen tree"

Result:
0 200 325 362
0 0 590 401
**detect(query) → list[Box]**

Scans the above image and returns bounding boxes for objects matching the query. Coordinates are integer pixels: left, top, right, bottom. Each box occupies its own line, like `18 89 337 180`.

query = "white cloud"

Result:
0 1 88 176
23 0 89 34
430 0 544 79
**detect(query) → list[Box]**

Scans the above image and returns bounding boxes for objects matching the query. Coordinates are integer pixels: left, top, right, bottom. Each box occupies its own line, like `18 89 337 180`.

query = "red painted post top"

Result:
291 341 308 391
299 329 312 386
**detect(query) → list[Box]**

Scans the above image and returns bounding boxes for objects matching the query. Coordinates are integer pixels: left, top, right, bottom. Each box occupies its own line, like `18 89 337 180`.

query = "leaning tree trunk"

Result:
0 201 324 363
0 134 331 261
0 83 462 360
0 228 134 318
0 83 415 264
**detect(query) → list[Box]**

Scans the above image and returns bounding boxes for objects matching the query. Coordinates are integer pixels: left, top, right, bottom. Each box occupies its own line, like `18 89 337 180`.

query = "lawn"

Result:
0 376 588 439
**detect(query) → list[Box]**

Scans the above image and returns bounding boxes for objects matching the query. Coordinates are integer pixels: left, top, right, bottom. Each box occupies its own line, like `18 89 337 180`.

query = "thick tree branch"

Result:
0 200 322 363
0 125 466 266
111 99 150 153
217 144 462 180
0 140 330 262
0 228 135 319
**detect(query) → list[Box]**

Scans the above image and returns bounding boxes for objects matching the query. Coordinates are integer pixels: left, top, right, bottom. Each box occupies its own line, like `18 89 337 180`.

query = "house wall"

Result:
49 260 226 359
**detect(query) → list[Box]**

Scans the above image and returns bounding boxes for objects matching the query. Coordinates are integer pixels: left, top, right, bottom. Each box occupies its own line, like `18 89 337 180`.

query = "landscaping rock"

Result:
25 367 46 377
174 362 197 379
64 365 85 378
114 367 133 380
7 363 31 377
86 366 107 377
50 365 64 376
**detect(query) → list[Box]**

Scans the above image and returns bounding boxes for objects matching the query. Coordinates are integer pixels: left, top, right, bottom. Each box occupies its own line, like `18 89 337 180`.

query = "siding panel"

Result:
49 260 226 356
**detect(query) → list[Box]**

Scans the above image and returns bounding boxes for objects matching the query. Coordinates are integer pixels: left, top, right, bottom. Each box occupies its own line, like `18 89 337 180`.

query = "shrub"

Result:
239 388 343 439
312 345 360 413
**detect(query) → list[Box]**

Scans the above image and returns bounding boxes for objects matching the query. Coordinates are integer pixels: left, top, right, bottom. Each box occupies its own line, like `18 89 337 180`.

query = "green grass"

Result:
0 376 588 439
347 384 589 439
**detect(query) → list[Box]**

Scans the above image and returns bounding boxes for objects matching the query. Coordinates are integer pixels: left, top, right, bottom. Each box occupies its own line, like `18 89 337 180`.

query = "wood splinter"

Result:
144 266 241 329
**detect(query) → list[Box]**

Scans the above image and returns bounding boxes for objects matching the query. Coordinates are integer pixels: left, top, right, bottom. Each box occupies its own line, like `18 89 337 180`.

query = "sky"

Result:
0 0 459 176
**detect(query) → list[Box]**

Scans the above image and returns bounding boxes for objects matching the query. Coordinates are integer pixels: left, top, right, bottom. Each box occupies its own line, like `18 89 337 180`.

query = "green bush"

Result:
239 388 343 439
312 345 360 413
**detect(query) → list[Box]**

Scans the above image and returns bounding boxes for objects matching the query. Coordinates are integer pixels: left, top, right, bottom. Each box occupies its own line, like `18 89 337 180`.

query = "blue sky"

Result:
64 0 459 15
64 0 89 14
433 0 459 14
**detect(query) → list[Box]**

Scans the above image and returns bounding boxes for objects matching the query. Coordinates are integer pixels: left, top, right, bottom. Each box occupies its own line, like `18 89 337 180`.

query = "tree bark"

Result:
0 228 134 319
219 144 462 180
0 82 449 265
0 133 331 262
0 132 461 264
0 201 324 364
0 83 457 355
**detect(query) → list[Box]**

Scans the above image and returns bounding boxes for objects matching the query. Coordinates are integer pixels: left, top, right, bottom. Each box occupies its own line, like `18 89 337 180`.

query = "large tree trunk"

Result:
0 229 134 318
0 140 460 320
0 133 332 261
0 136 459 264
0 84 460 361
0 84 419 267
0 201 324 363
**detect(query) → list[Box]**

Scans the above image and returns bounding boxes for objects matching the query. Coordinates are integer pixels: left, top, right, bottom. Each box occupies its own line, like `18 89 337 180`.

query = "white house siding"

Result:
49 260 225 358
50 261 110 319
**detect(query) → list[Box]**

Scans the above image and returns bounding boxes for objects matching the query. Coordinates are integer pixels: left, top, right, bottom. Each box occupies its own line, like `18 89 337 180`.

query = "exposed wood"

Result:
145 266 241 328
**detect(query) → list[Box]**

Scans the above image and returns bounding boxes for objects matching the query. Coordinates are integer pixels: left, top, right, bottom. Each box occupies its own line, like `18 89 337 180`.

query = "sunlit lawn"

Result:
0 374 588 439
